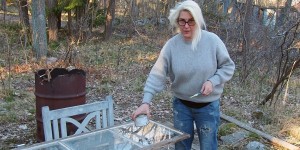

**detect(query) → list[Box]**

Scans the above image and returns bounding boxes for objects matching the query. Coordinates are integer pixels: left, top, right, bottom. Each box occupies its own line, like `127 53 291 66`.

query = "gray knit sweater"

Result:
142 30 235 104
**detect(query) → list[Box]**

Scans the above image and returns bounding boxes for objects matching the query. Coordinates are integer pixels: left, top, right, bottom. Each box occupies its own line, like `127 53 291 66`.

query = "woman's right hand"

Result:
131 103 151 120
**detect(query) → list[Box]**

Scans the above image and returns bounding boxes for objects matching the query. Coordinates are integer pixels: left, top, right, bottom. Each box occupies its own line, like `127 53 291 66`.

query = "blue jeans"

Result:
173 97 220 150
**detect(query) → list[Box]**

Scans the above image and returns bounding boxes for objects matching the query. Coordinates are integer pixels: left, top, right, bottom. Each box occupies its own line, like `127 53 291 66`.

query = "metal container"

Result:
35 68 86 142
135 114 149 127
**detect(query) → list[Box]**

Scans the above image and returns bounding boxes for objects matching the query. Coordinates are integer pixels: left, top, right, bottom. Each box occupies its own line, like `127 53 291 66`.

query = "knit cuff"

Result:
142 92 154 104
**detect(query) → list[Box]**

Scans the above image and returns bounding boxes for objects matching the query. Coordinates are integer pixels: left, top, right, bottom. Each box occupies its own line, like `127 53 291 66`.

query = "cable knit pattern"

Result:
142 30 235 104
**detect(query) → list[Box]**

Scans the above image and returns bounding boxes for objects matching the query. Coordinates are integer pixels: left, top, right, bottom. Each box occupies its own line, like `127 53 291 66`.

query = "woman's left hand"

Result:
201 81 213 96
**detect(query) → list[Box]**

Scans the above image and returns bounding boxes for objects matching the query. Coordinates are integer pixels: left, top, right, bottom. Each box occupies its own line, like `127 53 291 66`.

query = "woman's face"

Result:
178 10 196 41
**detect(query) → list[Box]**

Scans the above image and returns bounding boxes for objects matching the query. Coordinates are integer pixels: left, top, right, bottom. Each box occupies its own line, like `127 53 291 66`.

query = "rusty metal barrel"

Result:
35 68 86 142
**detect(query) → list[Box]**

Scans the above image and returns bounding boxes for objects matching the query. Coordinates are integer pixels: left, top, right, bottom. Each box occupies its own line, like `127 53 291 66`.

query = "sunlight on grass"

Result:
280 118 300 142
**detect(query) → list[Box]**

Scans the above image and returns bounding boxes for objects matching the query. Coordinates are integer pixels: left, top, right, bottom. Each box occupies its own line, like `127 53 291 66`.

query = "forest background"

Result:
0 0 299 149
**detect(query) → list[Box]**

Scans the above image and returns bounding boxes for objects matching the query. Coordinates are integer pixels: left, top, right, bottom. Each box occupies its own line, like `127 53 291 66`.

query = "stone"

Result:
220 131 249 145
246 141 265 150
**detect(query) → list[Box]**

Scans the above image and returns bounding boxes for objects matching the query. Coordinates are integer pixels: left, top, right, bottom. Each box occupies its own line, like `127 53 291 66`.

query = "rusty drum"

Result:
35 68 86 142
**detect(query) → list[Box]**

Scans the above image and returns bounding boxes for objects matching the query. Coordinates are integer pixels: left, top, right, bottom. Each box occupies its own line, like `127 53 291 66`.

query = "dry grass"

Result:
0 18 299 149
280 118 300 142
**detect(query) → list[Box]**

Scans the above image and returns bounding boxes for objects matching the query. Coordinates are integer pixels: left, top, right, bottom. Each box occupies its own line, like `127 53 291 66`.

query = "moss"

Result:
247 132 261 140
219 123 239 136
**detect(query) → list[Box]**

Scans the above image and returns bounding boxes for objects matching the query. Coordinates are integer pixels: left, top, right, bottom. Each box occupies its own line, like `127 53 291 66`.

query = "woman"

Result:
131 0 235 149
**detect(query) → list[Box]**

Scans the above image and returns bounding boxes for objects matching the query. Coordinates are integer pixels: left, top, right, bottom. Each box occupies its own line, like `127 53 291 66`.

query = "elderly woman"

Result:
132 0 235 149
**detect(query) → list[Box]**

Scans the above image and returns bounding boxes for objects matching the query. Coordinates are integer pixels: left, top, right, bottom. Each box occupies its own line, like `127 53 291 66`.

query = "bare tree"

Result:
276 0 293 28
1 0 6 22
18 0 30 28
131 0 139 19
46 0 58 42
66 0 92 43
240 0 253 82
17 0 31 48
222 0 230 14
104 0 116 40
260 21 300 105
32 0 48 59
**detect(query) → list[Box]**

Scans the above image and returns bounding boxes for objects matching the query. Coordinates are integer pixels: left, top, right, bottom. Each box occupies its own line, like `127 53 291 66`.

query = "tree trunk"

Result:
57 12 62 29
31 0 48 59
240 0 253 82
18 0 30 28
222 0 230 14
131 0 139 19
67 10 72 35
1 0 6 22
46 0 58 42
276 0 292 28
102 0 107 9
18 0 31 45
104 0 115 41
229 0 239 21
73 1 89 43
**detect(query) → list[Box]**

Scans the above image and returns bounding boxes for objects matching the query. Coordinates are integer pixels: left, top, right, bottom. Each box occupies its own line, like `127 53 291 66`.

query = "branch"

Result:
260 58 300 105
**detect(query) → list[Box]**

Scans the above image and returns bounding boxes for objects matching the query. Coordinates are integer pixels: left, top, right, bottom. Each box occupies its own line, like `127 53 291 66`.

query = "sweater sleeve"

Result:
142 44 170 104
208 37 235 87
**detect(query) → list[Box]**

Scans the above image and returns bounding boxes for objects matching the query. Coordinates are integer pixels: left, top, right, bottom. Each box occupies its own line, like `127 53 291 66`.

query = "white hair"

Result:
168 0 206 50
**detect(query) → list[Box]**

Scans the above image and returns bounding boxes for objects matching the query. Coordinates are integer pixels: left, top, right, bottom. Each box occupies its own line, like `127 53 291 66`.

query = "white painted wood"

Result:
42 95 114 141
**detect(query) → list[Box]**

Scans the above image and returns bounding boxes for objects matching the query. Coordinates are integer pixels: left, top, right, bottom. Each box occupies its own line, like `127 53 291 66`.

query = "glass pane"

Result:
23 142 67 150
61 130 141 150
110 121 181 147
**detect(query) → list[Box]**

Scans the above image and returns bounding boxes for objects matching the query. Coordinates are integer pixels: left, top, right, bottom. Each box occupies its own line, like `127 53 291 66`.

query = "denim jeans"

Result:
173 97 220 150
